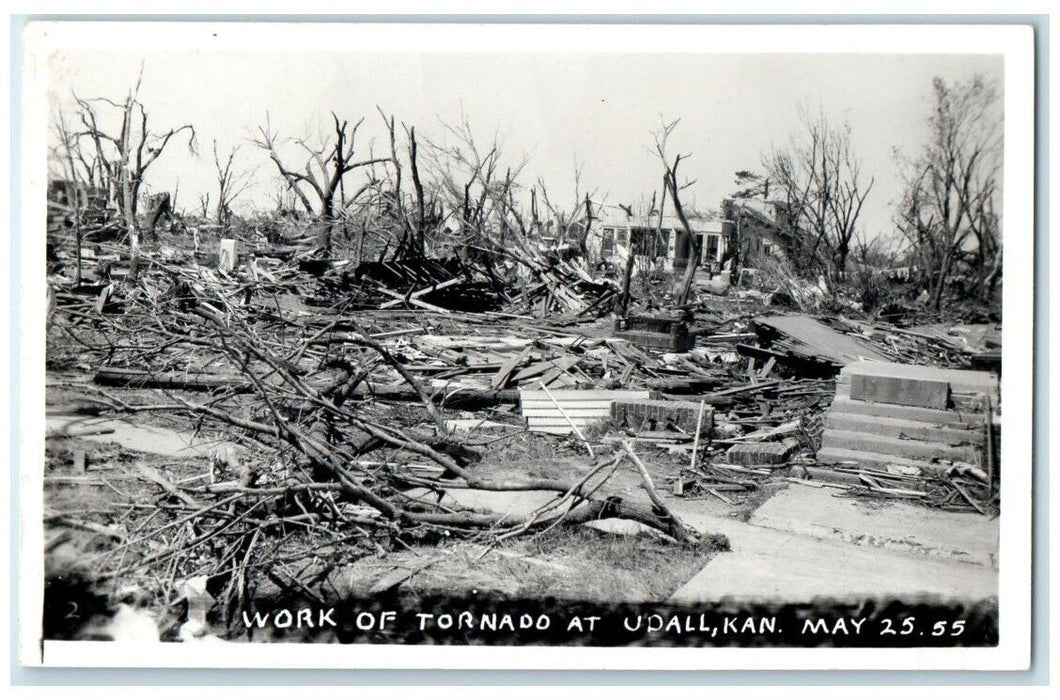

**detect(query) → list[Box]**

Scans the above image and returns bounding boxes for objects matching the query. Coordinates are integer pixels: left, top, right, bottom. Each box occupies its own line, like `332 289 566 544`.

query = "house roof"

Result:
725 197 803 243
597 212 727 234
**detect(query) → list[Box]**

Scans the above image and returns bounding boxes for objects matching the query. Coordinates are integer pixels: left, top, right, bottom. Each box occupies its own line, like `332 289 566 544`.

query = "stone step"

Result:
828 396 983 426
849 372 950 409
820 429 982 464
838 360 999 403
825 412 985 445
815 446 949 475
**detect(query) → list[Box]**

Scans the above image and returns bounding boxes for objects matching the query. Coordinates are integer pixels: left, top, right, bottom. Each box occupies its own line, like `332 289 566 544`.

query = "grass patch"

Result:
349 524 720 604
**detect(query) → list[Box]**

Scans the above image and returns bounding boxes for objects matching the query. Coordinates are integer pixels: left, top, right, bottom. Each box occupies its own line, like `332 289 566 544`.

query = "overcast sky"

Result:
46 48 1002 242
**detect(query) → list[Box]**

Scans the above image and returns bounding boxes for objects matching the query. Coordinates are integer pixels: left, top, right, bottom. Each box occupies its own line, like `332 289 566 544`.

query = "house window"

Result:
705 234 721 262
630 227 652 255
601 227 615 257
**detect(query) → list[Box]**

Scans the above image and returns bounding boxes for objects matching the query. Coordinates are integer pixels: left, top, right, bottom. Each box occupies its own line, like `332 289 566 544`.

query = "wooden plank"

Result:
518 389 650 401
491 346 533 390
378 277 462 309
375 285 450 314
511 356 581 383
522 408 623 417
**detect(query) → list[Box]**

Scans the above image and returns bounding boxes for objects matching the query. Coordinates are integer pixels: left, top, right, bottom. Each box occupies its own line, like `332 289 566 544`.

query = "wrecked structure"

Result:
593 209 733 274
721 197 800 265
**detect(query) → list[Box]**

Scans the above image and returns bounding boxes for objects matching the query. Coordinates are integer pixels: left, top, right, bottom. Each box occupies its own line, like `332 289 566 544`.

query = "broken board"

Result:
754 315 890 368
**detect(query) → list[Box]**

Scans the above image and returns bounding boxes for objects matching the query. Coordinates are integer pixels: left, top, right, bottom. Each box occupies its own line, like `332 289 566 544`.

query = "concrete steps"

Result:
827 396 983 426
824 412 985 446
815 361 995 473
820 429 981 463
815 446 946 474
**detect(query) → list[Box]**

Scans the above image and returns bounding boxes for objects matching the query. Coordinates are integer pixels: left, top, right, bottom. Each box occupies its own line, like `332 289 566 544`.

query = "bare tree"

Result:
210 140 255 231
654 119 700 306
766 106 874 278
50 110 93 285
197 192 211 221
68 69 197 276
534 163 600 265
373 109 436 259
895 76 1002 309
252 113 388 256
420 115 528 261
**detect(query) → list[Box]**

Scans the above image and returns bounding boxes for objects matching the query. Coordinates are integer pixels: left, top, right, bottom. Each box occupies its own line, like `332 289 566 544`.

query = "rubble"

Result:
726 442 796 466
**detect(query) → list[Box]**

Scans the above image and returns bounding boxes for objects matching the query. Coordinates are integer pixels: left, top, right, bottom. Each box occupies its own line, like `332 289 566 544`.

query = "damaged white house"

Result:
590 208 733 272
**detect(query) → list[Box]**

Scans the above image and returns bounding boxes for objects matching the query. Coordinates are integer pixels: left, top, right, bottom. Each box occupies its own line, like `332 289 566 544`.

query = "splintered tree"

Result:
654 119 700 307
374 109 434 259
534 164 600 265
765 106 874 279
67 70 197 276
50 110 91 285
252 113 389 257
420 115 528 262
895 76 1002 310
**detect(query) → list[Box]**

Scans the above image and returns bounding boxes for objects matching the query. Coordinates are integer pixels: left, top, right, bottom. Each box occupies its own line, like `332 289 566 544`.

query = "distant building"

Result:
47 178 114 232
591 209 733 272
721 197 800 263
47 178 110 210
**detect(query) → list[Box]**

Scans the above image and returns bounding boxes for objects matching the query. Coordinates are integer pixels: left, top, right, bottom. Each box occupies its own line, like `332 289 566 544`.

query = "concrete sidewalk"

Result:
437 481 999 605
668 484 998 604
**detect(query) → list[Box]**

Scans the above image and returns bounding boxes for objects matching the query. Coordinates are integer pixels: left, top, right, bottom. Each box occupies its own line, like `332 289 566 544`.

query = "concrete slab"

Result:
821 429 982 463
840 361 998 403
669 524 997 604
825 413 984 445
748 483 998 567
46 415 242 460
664 500 995 603
667 490 996 604
850 373 950 409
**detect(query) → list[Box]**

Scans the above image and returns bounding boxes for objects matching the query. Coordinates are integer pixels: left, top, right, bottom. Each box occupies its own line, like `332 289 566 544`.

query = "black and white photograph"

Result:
16 20 1036 670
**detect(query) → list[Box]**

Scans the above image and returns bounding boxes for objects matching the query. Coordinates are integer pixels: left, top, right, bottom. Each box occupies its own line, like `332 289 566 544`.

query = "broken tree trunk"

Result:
94 367 251 392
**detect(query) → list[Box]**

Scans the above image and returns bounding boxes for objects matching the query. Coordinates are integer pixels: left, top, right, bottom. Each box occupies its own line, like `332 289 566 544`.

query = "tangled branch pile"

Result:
48 253 730 631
